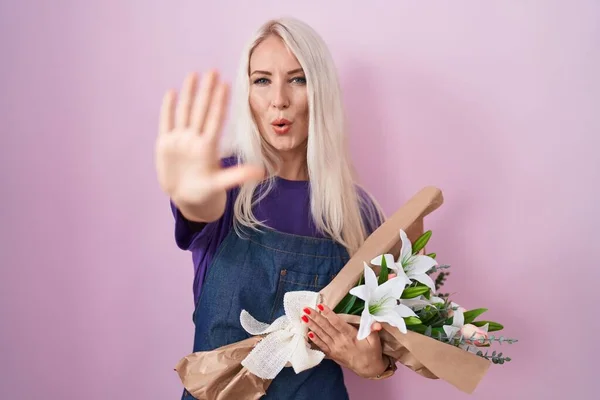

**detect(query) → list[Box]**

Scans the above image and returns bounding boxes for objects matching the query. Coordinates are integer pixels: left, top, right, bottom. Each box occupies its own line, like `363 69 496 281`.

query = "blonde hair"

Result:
228 17 385 256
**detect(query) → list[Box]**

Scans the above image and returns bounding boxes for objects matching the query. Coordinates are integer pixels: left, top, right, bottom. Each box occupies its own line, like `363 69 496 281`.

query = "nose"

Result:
271 83 290 110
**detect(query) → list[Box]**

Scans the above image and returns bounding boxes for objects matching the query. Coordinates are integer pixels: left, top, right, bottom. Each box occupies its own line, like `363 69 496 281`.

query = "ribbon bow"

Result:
239 290 325 379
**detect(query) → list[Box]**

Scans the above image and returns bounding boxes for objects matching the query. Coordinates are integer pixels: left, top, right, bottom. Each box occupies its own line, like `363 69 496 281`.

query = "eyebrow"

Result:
250 68 304 76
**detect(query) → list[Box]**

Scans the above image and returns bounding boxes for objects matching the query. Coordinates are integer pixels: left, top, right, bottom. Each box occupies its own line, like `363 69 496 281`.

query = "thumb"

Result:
214 165 265 190
365 322 383 347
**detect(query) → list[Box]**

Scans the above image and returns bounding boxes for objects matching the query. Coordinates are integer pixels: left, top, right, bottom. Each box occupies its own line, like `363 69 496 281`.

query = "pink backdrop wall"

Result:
1 1 598 399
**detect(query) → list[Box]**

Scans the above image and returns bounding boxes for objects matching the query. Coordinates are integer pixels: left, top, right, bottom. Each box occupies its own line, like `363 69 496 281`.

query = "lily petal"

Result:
373 276 406 301
399 229 412 263
452 309 465 327
393 303 418 318
349 284 370 301
374 309 408 334
411 273 437 293
406 255 437 275
370 254 399 272
363 263 378 292
391 265 412 286
357 305 375 340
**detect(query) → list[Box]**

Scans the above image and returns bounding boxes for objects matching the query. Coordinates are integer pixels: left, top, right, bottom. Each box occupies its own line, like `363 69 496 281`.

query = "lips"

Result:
271 118 292 135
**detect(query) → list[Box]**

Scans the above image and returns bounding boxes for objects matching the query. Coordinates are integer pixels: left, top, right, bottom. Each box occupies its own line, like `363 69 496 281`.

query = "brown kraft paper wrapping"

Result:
175 186 491 398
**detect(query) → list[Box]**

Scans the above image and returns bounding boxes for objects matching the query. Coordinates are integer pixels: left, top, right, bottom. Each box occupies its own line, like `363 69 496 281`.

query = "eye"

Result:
253 77 270 85
291 76 307 85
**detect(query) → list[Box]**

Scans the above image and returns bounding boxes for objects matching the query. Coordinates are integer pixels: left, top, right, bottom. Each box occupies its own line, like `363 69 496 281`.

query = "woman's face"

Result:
248 35 309 155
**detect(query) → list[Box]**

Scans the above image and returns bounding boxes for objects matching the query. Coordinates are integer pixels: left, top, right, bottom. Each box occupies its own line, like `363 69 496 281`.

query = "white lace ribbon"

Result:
239 290 325 379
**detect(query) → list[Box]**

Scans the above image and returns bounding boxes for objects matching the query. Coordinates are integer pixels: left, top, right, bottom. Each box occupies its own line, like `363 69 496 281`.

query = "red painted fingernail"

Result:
317 304 324 311
302 315 309 323
308 332 314 339
303 307 311 315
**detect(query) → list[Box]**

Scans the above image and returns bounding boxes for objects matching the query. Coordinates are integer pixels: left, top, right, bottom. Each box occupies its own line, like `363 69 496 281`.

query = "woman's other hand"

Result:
301 304 389 379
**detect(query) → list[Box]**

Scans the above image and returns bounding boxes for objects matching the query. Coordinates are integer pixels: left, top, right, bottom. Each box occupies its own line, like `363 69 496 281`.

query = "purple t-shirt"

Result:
170 157 382 304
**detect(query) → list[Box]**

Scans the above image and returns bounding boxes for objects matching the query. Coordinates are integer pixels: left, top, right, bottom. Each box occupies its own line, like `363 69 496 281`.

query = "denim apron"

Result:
182 227 351 400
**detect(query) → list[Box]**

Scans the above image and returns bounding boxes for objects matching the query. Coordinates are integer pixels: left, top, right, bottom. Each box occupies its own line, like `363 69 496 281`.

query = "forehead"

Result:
249 35 302 71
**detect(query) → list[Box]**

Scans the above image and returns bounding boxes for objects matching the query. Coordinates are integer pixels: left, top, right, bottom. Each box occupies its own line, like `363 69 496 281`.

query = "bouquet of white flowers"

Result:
335 228 517 365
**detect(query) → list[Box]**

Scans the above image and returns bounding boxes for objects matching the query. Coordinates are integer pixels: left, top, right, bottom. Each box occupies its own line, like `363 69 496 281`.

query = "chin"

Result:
264 132 307 153
269 138 299 152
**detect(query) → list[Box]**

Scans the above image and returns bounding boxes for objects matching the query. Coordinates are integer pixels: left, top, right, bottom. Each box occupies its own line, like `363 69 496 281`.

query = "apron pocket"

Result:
269 268 333 321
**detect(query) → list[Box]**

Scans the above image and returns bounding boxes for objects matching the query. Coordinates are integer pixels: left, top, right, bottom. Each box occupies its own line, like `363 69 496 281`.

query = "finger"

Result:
213 165 265 191
365 324 384 348
388 273 397 279
203 81 229 141
175 72 198 128
310 305 341 337
307 331 330 354
318 304 356 338
302 311 335 347
159 90 176 134
190 70 218 132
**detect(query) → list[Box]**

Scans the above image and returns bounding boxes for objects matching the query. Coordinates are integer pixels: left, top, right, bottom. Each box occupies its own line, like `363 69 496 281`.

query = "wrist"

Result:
375 355 388 374
366 355 396 380
173 190 226 223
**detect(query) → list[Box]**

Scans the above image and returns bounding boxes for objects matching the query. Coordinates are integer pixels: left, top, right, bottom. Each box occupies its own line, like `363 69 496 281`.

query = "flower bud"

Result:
460 324 488 346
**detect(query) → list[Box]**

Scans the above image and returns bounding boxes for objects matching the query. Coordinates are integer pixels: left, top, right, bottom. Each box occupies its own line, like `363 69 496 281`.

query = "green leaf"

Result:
463 308 488 324
349 302 364 315
334 275 364 314
408 324 445 337
378 254 389 285
412 230 432 254
333 289 356 313
404 316 422 326
426 252 436 259
472 320 504 332
340 293 358 315
408 324 427 334
401 285 431 299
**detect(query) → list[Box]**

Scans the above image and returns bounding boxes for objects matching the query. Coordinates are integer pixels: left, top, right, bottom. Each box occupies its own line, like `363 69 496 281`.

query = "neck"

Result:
276 149 308 181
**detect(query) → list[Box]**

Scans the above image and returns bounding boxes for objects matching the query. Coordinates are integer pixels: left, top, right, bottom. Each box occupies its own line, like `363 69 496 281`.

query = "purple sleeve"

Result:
169 189 236 249
169 200 212 250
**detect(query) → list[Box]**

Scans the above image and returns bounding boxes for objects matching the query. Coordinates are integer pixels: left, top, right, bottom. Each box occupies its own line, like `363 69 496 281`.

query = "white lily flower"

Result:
371 230 438 293
349 263 417 340
442 302 465 341
397 229 438 292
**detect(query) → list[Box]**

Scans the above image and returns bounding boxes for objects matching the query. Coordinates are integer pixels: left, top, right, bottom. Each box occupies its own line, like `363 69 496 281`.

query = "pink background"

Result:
1 1 598 399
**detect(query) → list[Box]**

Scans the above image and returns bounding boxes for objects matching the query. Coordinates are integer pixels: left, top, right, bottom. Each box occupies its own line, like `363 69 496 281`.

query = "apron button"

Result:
281 269 287 276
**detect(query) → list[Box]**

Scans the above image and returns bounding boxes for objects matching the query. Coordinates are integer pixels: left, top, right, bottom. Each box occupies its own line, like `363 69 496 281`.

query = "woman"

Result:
156 17 396 399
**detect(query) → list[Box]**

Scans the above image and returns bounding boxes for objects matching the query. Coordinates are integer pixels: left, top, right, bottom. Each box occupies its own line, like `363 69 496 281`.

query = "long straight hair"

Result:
228 17 385 256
